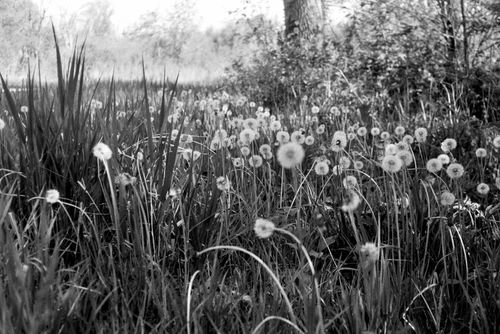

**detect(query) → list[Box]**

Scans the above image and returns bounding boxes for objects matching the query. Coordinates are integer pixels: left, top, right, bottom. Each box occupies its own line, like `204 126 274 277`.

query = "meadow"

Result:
1 37 500 334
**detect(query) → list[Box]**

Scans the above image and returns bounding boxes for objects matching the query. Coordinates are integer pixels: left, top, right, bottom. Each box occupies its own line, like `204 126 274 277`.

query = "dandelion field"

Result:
1 38 500 334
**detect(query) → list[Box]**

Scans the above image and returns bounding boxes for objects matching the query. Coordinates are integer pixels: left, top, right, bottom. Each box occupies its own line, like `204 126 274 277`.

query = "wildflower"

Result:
169 188 181 199
347 132 357 141
311 116 318 123
331 106 341 116
114 173 137 186
240 146 251 157
493 135 500 148
338 156 351 169
93 143 112 161
316 125 325 135
437 154 450 165
277 142 305 169
440 191 455 206
354 160 364 170
426 158 442 173
254 218 275 238
276 131 290 144
396 150 413 166
385 144 398 155
440 138 457 153
249 155 263 168
477 183 490 195
381 155 402 173
134 151 143 162
412 128 426 140
394 126 405 136
315 161 330 175
475 148 487 158
291 131 305 144
210 138 222 150
243 118 258 130
270 120 281 131
311 105 320 114
239 128 256 146
259 144 273 160
396 141 409 152
20 105 28 113
0 118 5 130
357 127 367 137
332 165 343 176
182 149 201 162
446 163 465 179
380 131 391 141
233 157 244 167
359 242 379 265
305 135 315 146
180 134 193 144
216 176 231 191
343 175 358 189
331 131 347 152
45 189 60 204
370 127 380 136
214 129 228 141
341 190 361 212
403 135 414 145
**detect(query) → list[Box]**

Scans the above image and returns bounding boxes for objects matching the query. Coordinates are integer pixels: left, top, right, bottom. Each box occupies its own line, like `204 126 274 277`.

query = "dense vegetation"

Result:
1 0 500 333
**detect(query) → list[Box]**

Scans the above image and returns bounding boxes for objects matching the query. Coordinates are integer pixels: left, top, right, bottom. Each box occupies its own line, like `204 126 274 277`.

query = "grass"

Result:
0 37 500 334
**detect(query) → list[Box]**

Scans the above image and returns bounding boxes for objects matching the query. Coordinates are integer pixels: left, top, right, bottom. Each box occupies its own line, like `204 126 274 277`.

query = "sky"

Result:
33 0 284 32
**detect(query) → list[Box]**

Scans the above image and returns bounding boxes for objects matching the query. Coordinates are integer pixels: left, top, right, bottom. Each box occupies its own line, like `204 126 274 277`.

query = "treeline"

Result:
0 0 279 83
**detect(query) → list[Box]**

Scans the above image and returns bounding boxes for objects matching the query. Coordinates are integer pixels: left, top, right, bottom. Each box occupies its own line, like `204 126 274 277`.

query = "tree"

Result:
0 0 49 73
283 0 325 40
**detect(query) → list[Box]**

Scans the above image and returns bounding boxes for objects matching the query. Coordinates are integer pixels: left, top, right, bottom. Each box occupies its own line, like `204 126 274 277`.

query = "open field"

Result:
1 39 500 333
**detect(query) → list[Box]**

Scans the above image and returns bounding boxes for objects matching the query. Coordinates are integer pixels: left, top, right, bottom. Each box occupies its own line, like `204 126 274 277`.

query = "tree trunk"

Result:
283 0 325 40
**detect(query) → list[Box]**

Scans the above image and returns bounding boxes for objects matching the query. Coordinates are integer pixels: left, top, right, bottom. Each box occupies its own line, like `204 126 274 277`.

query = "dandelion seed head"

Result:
396 150 413 166
338 156 351 169
475 148 487 158
93 142 112 161
254 218 275 238
446 163 465 179
394 126 405 136
259 144 273 160
305 135 315 146
354 160 364 170
276 130 290 144
277 142 305 169
440 191 455 206
240 146 251 157
440 138 457 153
249 155 263 168
291 131 305 144
426 158 442 173
331 131 347 152
343 175 358 189
493 135 500 148
270 120 281 131
381 155 402 173
360 242 379 265
357 127 367 137
437 154 450 165
341 190 361 212
477 182 490 195
216 176 231 191
314 161 330 175
414 127 428 143
370 127 380 136
380 131 391 141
